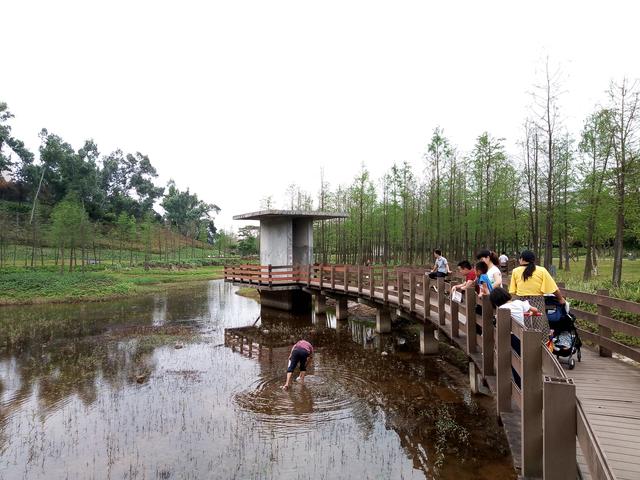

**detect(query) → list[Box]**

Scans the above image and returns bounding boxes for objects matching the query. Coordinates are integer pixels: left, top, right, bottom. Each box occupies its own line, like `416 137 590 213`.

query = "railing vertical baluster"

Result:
370 266 375 299
423 273 430 320
437 276 445 325
397 270 403 307
465 285 477 354
344 265 349 293
409 272 416 312
450 279 460 337
331 265 335 290
521 328 543 478
268 264 272 288
543 377 577 479
482 295 495 375
382 266 388 302
319 265 324 289
496 307 512 415
597 288 613 357
307 264 311 287
357 265 362 294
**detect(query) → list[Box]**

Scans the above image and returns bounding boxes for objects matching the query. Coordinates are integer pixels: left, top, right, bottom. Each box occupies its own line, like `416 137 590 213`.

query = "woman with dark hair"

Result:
509 250 565 333
476 249 502 288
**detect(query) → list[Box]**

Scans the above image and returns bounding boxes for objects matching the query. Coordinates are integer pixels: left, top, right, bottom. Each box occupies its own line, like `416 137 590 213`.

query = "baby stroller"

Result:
544 296 582 369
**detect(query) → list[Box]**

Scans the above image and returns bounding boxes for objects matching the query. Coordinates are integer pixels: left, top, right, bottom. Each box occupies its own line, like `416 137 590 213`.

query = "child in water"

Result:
282 339 314 390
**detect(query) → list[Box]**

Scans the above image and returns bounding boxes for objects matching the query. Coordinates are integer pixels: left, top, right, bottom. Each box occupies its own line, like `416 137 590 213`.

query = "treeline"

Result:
0 101 233 270
300 76 640 287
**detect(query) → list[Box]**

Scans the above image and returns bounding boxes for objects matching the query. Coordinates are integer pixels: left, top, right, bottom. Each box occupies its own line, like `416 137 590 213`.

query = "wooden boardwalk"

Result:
225 264 640 479
568 348 640 480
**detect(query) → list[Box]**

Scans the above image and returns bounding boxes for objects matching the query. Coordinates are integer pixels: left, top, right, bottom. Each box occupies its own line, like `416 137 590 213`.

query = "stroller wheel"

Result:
569 358 576 370
577 350 582 362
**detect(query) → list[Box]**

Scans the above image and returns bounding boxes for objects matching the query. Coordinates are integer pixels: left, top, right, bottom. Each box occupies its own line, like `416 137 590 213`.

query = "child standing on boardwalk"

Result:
282 339 314 390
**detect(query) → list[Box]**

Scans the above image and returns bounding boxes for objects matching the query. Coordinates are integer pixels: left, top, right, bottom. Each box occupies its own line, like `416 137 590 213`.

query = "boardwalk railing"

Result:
225 263 640 480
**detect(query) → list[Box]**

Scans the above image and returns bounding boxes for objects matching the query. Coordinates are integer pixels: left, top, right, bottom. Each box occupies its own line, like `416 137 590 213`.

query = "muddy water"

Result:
0 281 515 479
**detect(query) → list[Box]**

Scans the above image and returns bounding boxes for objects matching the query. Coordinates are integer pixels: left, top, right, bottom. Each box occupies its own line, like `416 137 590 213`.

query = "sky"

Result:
2 0 639 231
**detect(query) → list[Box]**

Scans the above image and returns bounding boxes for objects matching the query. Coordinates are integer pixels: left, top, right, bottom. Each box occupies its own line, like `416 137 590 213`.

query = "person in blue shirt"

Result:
475 261 494 299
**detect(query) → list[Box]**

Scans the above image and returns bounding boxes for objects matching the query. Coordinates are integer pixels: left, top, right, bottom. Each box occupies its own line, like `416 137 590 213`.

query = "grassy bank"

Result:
0 265 224 305
235 287 260 302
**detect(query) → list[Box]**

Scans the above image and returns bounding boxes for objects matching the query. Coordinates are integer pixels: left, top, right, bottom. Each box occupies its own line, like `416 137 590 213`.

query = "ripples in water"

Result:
234 363 376 437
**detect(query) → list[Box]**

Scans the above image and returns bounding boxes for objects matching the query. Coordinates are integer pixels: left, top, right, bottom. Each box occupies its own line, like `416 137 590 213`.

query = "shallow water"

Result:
0 280 515 479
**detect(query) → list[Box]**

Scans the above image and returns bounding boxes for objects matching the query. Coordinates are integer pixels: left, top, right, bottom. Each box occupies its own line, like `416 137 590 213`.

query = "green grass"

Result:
0 265 224 305
554 257 640 297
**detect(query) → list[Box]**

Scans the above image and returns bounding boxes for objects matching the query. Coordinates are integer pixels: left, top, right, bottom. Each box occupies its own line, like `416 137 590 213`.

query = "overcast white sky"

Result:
2 0 639 231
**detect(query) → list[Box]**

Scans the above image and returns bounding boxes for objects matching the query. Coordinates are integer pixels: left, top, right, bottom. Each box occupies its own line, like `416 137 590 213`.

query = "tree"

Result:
237 225 259 256
578 109 614 280
531 59 563 268
0 102 33 180
50 194 89 273
161 180 220 240
608 79 640 286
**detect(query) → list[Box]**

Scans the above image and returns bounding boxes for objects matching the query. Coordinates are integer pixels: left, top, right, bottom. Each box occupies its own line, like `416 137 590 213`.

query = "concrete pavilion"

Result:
233 210 348 267
233 210 347 310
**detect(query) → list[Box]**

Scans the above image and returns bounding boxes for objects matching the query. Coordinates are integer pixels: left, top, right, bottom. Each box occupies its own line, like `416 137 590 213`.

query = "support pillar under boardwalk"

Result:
376 307 391 334
314 294 327 314
258 289 311 312
420 323 438 354
335 297 348 320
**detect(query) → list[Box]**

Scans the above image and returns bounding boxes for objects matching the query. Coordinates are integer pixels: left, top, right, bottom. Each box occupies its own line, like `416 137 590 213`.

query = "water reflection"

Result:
0 281 514 479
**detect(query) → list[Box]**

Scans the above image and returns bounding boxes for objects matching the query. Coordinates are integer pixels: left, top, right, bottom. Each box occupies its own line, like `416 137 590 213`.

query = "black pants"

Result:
428 272 446 279
287 348 309 373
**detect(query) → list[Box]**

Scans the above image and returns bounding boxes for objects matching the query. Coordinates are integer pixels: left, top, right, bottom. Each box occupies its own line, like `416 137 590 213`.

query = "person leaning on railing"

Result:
508 250 566 334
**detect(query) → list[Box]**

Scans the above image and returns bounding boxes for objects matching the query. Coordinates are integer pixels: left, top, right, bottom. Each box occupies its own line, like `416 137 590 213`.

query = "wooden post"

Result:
307 264 311 287
437 276 445 325
268 264 272 288
357 265 362 294
450 281 460 338
409 273 416 312
319 265 324 289
481 295 495 376
543 376 577 480
344 265 348 293
465 285 477 354
382 266 388 302
597 288 613 358
370 266 375 299
521 328 543 479
397 270 403 307
496 307 512 415
423 274 430 320
330 265 335 289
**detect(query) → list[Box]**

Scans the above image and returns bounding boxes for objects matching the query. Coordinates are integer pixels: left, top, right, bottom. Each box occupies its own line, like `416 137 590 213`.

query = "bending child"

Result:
282 339 314 390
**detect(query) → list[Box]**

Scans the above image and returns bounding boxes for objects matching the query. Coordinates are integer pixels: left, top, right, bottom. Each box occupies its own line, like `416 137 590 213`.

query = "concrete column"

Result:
314 294 327 314
376 307 392 334
314 312 328 329
420 322 438 354
335 297 348 320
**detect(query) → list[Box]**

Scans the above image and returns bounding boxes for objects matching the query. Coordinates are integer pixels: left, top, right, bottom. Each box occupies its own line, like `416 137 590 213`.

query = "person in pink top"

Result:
281 339 314 390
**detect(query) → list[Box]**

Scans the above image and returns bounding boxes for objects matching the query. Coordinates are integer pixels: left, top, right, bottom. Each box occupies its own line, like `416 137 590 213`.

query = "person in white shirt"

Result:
498 252 509 272
476 249 502 288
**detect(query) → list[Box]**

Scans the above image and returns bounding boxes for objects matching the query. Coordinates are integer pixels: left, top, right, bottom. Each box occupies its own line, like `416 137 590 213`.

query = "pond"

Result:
0 280 515 479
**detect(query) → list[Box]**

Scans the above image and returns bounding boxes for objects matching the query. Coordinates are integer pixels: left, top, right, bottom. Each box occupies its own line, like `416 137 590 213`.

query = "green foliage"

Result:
161 180 220 239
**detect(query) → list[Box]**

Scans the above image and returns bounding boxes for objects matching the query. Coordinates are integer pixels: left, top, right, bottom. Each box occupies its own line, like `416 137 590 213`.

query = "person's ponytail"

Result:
520 250 537 281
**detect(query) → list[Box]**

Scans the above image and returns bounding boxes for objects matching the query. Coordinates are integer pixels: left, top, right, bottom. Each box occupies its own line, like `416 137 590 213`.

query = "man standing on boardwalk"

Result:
282 339 314 390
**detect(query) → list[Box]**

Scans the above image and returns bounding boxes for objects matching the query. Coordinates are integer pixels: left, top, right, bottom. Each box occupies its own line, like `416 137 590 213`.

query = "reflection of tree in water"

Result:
0 286 212 455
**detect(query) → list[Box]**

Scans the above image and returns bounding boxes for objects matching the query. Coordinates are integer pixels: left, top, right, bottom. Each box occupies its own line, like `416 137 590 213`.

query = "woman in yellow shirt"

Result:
509 250 565 332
